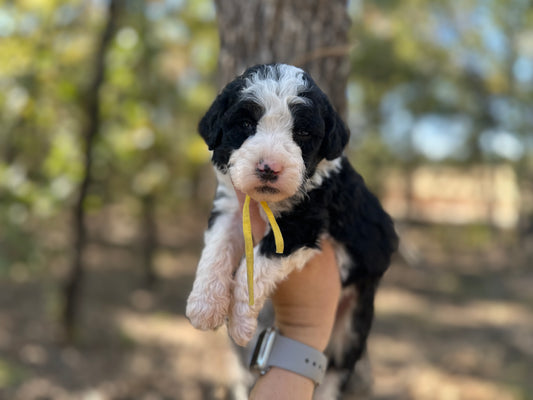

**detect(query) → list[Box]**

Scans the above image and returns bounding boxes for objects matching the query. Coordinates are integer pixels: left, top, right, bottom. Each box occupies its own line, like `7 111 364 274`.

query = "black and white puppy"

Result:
186 64 398 397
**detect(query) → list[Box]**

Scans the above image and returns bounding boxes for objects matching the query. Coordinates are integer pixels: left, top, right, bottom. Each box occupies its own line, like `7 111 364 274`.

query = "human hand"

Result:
235 189 340 399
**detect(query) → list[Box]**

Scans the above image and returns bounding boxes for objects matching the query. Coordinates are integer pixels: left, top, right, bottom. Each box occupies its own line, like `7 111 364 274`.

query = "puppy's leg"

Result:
228 246 318 346
186 187 244 330
340 279 378 370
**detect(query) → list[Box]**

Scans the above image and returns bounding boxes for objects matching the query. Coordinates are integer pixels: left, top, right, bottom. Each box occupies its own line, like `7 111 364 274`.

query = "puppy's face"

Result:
199 64 349 202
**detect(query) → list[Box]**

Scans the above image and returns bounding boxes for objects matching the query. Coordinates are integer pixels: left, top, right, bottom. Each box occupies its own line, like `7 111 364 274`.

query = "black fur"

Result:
259 157 398 389
297 77 350 161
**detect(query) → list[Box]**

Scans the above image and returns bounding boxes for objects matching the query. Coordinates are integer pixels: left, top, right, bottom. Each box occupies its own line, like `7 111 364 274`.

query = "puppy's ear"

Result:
198 94 227 150
321 104 350 160
198 79 244 150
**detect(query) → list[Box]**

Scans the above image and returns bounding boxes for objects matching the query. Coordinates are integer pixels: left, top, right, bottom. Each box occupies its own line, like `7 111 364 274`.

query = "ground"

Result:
0 208 532 400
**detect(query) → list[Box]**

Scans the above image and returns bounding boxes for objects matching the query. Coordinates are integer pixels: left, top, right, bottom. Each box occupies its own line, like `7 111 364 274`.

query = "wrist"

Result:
250 367 314 400
250 327 328 387
276 321 330 353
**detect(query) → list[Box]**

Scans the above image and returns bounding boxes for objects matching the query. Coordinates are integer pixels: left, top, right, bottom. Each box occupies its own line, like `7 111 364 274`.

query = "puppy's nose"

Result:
256 160 282 182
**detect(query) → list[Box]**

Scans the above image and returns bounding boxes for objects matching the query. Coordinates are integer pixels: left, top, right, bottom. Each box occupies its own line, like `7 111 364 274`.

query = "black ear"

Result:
320 102 350 160
198 93 227 150
198 78 244 150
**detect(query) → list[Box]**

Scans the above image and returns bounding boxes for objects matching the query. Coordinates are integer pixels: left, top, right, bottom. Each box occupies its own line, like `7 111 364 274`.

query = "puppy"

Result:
186 64 398 396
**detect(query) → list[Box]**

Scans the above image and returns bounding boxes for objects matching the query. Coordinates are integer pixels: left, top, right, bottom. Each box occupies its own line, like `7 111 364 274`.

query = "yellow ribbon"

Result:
242 195 284 305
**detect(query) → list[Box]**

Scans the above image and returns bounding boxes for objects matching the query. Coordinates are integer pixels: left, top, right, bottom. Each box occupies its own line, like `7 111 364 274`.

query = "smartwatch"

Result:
249 327 328 385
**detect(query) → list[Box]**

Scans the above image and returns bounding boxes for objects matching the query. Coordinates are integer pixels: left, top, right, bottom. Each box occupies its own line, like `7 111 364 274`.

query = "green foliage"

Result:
0 0 217 272
0 357 28 389
1 0 533 274
349 0 533 164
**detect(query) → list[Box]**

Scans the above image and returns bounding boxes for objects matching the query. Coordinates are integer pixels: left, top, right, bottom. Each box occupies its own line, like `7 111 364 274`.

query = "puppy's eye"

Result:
294 130 310 137
240 120 253 130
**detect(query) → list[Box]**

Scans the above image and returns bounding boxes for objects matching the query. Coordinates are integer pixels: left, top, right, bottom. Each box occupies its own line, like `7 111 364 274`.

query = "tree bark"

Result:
214 0 351 119
141 194 158 288
213 0 374 396
62 0 120 341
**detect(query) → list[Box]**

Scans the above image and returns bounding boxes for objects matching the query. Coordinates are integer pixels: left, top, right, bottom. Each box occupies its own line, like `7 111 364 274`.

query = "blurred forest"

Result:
1 0 533 399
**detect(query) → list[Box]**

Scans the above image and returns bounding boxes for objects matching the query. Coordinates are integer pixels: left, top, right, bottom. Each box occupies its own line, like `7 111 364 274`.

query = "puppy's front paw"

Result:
227 300 258 346
186 290 229 331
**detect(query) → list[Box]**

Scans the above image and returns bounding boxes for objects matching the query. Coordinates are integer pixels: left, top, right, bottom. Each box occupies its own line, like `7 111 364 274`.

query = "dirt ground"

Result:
0 209 532 400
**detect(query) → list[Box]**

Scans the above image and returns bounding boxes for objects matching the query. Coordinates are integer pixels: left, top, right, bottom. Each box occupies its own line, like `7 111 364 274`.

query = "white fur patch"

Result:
228 65 310 203
185 174 244 330
213 169 240 215
313 371 341 400
240 64 310 108
327 286 358 366
332 238 352 283
305 157 343 191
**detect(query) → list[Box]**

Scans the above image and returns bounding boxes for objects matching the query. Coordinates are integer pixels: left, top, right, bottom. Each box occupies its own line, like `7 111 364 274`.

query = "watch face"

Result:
250 328 277 372
249 329 268 369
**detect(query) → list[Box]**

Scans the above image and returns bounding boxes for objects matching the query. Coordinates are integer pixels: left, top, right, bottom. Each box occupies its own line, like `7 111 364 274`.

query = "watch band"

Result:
249 327 328 385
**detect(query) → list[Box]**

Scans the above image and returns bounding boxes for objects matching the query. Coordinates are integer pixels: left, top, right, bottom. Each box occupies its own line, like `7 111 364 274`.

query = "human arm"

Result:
235 191 340 399
249 241 340 399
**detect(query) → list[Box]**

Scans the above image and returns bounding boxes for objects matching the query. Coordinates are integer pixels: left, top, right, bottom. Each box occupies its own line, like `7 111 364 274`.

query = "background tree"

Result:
215 0 351 118
62 0 121 341
213 0 375 397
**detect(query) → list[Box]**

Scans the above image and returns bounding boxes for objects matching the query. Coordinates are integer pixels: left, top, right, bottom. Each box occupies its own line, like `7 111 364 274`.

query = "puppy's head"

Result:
199 64 349 202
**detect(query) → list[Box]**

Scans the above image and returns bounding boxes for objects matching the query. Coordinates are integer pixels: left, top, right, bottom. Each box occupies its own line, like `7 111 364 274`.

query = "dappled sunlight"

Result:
370 288 531 399
409 366 516 400
367 223 533 399
370 335 518 400
1 214 532 398
117 311 243 386
377 286 533 330
1 206 532 400
434 300 533 329
376 287 429 317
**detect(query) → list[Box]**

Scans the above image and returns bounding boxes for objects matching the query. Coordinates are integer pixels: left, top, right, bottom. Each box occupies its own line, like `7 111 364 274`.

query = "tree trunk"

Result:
141 194 158 288
214 0 351 119
213 1 373 396
62 0 120 342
